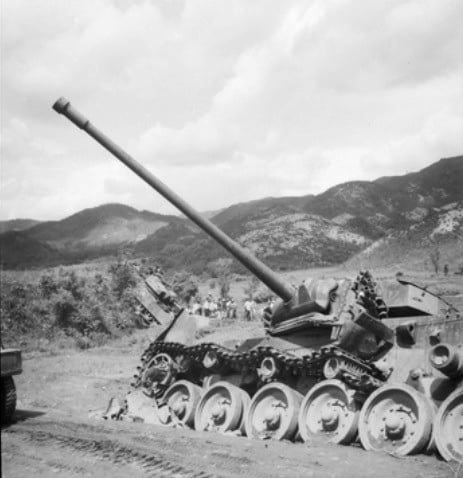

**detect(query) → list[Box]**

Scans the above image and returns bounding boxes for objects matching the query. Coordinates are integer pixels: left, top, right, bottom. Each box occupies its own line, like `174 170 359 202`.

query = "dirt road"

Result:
2 327 461 478
3 409 460 478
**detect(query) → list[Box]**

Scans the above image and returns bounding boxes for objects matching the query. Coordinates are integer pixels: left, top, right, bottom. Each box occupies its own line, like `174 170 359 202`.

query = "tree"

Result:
108 259 137 299
207 259 232 299
244 276 260 300
171 271 199 305
430 247 440 274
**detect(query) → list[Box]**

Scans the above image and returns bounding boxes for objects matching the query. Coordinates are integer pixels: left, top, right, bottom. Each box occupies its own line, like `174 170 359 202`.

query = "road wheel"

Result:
195 381 247 433
358 383 434 455
1 376 17 424
298 379 360 445
163 380 202 427
433 388 463 462
245 382 302 441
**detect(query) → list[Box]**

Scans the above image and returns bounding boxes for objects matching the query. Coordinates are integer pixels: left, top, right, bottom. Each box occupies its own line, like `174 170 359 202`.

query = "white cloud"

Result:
1 0 462 221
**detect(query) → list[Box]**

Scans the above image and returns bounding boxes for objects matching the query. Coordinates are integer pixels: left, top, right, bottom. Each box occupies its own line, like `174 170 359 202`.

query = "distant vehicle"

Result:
1 346 22 423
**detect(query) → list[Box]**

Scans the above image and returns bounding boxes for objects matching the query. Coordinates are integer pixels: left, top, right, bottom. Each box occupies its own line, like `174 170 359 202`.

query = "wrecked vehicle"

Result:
54 97 462 463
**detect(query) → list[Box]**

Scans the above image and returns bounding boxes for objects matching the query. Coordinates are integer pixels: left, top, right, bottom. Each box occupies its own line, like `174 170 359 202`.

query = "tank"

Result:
133 267 182 328
53 98 463 462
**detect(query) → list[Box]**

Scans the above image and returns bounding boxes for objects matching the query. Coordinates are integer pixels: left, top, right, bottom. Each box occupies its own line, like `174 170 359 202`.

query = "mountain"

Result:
0 203 188 268
0 156 461 271
0 219 41 234
26 203 185 250
213 195 312 231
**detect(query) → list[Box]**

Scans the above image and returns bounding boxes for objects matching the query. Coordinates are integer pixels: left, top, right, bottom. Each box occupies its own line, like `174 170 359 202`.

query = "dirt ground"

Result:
2 322 462 478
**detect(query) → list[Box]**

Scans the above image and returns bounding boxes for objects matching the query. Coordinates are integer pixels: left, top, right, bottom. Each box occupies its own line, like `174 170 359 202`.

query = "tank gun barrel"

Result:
52 97 295 302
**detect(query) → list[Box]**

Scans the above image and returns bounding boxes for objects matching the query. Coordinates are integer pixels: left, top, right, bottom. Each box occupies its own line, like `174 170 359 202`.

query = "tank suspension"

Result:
132 340 388 397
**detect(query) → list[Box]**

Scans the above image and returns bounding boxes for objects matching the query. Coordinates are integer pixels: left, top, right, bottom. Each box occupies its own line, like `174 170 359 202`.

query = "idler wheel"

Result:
298 379 360 445
358 383 434 455
245 383 302 440
433 388 463 462
194 381 248 433
163 380 202 427
142 353 174 387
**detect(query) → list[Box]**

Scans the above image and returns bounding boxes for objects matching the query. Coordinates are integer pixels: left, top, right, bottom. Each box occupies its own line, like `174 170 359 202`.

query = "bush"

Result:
108 259 137 299
0 261 141 351
252 283 274 303
171 271 199 305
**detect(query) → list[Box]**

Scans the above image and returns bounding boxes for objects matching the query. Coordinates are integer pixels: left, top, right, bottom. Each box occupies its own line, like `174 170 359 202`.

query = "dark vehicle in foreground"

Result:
1 347 22 424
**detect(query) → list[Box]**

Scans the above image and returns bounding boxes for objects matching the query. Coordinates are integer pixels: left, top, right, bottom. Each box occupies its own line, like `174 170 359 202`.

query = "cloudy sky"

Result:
1 0 462 221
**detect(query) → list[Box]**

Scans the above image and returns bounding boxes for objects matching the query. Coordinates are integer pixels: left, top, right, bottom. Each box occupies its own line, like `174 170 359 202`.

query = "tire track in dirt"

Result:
3 411 455 478
3 425 218 478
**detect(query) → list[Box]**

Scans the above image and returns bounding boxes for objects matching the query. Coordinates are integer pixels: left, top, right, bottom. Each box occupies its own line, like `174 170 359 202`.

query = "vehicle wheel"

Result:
358 383 434 455
298 379 360 445
195 381 247 433
163 380 202 427
433 388 463 462
245 382 302 441
1 377 17 424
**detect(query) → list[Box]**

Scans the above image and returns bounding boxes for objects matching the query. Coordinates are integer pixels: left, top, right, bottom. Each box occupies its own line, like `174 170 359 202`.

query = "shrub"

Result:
0 260 141 351
171 271 199 305
108 259 137 299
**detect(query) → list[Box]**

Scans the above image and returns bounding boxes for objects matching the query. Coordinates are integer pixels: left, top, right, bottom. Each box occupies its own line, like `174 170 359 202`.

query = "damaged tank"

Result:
133 268 182 328
53 97 462 463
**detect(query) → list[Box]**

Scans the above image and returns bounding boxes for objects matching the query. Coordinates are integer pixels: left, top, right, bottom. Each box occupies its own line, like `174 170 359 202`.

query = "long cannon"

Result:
52 97 295 302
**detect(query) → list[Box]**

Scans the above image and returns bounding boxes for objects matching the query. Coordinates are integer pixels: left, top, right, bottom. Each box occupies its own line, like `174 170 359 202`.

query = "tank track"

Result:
133 340 388 396
353 270 388 320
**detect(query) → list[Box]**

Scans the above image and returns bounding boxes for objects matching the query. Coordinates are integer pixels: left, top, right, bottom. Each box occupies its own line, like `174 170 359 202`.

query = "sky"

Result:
1 0 462 221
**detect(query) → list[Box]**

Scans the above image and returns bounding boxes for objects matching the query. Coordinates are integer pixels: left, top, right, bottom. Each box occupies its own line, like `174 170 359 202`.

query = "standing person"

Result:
210 300 218 318
230 298 237 319
262 297 275 328
225 297 232 319
220 297 227 319
192 298 202 316
244 298 252 321
249 298 256 321
203 295 211 317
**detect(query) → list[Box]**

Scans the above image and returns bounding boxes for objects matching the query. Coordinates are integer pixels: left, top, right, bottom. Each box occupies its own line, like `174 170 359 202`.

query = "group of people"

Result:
190 294 277 322
190 295 237 319
244 297 276 321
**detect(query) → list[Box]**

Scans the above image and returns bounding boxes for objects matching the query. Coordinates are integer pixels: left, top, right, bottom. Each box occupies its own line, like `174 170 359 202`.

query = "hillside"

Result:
0 204 188 268
0 218 41 234
26 203 184 248
0 156 461 271
347 199 463 271
0 230 61 268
